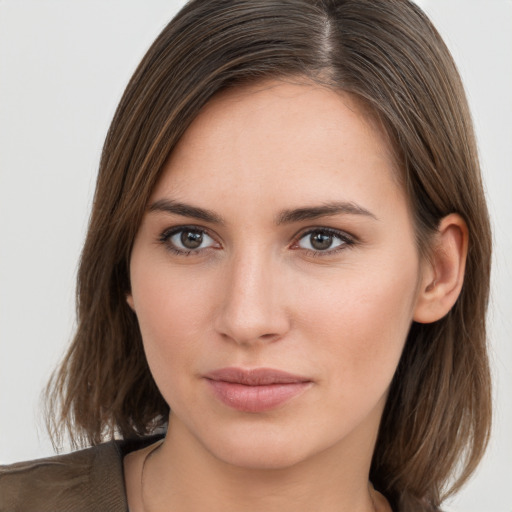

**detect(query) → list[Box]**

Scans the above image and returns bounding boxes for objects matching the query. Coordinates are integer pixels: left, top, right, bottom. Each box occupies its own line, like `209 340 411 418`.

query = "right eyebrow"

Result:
276 201 378 224
148 199 225 225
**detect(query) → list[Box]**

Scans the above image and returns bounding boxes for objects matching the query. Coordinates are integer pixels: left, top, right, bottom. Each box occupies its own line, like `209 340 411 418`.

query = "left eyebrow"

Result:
276 201 377 225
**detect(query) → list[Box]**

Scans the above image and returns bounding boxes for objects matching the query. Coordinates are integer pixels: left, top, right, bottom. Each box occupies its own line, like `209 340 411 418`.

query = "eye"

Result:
295 228 352 253
160 227 218 254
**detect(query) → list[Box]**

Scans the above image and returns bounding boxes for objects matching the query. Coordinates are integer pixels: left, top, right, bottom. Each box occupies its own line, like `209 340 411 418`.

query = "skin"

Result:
124 79 468 512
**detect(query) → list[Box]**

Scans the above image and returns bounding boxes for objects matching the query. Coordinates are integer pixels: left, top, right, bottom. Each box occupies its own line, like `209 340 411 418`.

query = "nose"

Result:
214 250 290 346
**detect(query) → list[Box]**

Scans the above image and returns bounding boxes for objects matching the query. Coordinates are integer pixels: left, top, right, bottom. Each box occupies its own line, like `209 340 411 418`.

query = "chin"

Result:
194 419 345 472
210 437 313 471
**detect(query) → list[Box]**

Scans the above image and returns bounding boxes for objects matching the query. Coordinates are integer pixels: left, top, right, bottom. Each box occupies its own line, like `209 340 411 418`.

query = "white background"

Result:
0 1 511 511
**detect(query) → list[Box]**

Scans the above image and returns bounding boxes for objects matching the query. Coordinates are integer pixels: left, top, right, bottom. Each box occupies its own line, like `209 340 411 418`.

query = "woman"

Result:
0 1 492 511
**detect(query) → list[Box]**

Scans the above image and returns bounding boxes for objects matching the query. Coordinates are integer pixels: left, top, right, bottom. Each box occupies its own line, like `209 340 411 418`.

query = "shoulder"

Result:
0 441 127 512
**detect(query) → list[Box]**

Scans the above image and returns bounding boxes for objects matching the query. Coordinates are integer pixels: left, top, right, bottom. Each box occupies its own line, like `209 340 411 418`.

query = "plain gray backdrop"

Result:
1 1 511 511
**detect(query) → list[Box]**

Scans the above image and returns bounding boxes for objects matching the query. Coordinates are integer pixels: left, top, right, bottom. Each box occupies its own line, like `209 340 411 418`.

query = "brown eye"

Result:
310 232 333 250
166 228 216 252
180 230 203 249
297 229 349 253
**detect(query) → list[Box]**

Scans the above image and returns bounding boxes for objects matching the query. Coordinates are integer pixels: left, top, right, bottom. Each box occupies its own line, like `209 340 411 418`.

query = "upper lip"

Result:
204 367 311 386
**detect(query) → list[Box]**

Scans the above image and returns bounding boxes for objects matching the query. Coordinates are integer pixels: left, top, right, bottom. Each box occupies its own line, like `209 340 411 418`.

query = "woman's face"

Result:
128 80 427 470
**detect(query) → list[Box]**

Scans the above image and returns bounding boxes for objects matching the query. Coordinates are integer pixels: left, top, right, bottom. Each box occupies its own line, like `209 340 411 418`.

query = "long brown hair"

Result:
46 1 492 510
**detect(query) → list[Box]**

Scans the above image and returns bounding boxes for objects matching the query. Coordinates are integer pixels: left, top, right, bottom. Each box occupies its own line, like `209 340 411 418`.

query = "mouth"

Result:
203 367 312 413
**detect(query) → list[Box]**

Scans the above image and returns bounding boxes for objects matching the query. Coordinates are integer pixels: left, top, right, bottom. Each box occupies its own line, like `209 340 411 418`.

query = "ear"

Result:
413 213 468 324
126 292 135 311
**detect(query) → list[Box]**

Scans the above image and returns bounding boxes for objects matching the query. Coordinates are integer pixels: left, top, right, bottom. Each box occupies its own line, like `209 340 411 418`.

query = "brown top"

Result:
1 437 395 512
0 437 158 512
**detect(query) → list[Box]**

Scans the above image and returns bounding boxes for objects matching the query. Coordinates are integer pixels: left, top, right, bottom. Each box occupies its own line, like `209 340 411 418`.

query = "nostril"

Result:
218 330 283 347
260 333 281 342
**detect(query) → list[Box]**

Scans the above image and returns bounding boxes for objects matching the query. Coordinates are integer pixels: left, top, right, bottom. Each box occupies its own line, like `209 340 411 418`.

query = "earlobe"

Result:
126 293 135 311
413 213 468 324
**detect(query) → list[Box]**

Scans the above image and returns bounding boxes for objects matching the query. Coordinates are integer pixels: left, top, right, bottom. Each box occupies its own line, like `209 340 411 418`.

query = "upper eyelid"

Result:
160 224 216 238
293 226 356 242
160 224 353 237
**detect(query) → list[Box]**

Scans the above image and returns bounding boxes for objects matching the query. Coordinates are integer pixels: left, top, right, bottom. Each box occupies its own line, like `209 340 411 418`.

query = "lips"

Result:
204 367 312 413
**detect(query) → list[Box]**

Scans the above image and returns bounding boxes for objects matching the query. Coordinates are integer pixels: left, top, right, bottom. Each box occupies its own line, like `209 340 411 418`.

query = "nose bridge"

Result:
216 244 288 345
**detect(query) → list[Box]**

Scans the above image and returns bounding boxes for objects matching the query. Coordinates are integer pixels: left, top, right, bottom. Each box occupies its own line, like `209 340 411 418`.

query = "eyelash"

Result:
157 226 356 257
158 225 218 256
292 227 355 257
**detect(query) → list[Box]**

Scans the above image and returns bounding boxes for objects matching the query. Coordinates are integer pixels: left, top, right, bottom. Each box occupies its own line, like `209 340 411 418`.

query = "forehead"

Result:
194 78 398 164
152 79 404 218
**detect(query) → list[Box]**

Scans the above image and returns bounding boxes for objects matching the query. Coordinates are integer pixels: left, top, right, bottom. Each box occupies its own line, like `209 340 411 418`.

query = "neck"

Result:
142 416 381 512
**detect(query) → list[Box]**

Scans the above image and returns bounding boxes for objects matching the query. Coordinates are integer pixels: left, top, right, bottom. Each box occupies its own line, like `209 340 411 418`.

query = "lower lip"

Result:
205 379 311 413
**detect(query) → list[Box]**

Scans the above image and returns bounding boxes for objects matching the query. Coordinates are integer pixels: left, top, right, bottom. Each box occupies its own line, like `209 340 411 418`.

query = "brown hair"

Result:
46 1 492 510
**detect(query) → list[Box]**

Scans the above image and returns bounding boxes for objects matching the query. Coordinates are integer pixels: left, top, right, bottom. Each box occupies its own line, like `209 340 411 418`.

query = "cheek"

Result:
132 248 219 333
294 256 420 395
130 261 219 399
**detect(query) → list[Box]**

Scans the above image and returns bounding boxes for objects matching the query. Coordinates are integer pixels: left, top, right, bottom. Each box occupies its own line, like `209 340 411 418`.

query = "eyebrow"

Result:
276 201 377 224
148 198 377 225
148 199 225 225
